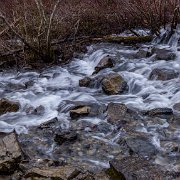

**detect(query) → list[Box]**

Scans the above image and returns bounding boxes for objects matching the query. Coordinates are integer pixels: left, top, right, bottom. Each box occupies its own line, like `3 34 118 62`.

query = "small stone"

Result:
79 77 92 87
54 131 78 145
102 73 128 95
70 106 91 119
93 56 114 74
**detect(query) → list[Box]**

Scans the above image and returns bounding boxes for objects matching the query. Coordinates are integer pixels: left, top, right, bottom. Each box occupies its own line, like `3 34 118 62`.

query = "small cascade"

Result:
0 26 180 172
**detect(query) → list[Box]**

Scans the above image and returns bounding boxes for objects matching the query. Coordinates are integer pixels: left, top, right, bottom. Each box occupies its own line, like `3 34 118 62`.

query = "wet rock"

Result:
26 105 45 115
38 117 59 129
54 131 78 145
124 136 157 156
102 73 128 95
0 98 19 116
107 103 128 124
108 155 178 180
93 56 114 74
149 68 179 81
136 48 151 58
24 165 81 179
0 132 22 175
152 46 176 60
79 77 92 87
145 108 173 117
25 80 35 88
7 83 26 90
70 106 91 119
79 75 104 88
173 103 180 112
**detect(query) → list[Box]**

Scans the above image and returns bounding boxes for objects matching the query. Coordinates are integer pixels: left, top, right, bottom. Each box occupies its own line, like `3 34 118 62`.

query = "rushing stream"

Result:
0 28 180 173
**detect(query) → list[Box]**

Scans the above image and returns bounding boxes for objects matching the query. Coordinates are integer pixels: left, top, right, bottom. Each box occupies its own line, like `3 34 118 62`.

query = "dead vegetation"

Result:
0 0 179 69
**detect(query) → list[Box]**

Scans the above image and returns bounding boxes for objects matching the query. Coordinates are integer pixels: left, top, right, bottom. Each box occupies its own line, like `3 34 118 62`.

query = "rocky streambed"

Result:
0 29 180 179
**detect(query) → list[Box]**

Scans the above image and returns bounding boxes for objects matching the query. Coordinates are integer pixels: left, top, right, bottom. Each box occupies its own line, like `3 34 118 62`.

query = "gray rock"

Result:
152 47 176 60
136 48 151 58
54 131 78 145
0 132 22 175
145 108 173 117
102 73 128 95
107 103 128 124
79 77 92 87
125 136 157 156
108 155 179 180
93 56 114 74
149 68 179 81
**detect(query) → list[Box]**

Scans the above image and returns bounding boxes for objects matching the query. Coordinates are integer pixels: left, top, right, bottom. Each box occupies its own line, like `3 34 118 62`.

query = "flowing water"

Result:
0 28 180 172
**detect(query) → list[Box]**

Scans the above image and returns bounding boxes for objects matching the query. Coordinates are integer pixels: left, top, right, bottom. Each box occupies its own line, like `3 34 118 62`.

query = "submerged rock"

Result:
0 98 19 116
54 131 78 145
79 75 104 88
102 73 128 95
79 77 92 87
149 68 179 81
26 105 45 115
108 155 179 180
70 106 91 119
93 55 114 74
145 108 173 117
136 47 151 58
152 46 176 60
125 136 157 156
0 132 22 175
107 103 128 124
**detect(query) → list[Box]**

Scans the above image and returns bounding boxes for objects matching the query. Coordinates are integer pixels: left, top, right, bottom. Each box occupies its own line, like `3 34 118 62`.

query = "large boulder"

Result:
149 68 179 81
108 155 179 180
93 56 114 74
0 132 22 175
0 99 19 116
102 73 128 95
152 46 176 60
